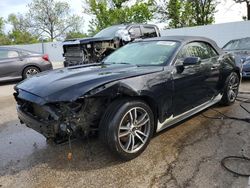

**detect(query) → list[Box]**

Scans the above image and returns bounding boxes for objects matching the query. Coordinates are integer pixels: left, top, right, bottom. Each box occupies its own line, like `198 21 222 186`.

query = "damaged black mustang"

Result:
14 36 242 160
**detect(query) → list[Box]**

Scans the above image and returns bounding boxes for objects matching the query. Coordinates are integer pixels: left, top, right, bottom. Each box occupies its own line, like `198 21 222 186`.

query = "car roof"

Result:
0 47 40 54
138 35 222 54
0 46 24 51
110 23 158 28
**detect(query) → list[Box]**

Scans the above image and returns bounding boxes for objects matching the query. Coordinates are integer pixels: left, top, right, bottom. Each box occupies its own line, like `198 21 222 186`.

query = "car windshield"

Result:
103 41 179 66
94 25 125 38
223 38 250 51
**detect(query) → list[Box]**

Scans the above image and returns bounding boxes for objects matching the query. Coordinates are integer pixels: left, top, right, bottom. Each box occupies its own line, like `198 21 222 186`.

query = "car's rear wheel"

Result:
23 66 40 79
99 99 154 160
221 72 240 105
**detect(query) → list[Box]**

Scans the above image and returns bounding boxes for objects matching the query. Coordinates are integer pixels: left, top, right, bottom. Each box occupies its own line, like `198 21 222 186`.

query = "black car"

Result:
63 24 161 67
14 36 241 160
0 47 53 82
223 37 250 78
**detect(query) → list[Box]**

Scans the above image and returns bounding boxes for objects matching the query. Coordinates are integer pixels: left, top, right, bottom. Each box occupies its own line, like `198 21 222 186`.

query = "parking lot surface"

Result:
0 78 250 188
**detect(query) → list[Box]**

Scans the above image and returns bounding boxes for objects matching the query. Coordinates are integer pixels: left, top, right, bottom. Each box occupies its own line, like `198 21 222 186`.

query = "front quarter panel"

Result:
87 67 174 123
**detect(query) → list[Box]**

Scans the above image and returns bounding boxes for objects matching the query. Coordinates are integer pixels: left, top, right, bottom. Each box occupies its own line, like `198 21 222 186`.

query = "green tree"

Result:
7 14 39 44
65 31 88 39
27 0 83 41
158 0 217 28
85 0 154 35
0 17 11 45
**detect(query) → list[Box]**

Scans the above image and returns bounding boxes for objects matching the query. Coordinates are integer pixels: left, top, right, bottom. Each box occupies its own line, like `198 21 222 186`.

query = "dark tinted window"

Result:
0 50 19 59
142 26 157 38
129 26 141 38
94 25 125 38
178 42 217 60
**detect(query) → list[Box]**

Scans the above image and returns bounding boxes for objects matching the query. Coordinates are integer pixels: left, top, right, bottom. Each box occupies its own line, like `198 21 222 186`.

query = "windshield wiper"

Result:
103 62 131 65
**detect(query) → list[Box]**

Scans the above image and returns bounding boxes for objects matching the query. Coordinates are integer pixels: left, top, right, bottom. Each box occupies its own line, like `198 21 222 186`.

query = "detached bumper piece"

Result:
17 105 57 138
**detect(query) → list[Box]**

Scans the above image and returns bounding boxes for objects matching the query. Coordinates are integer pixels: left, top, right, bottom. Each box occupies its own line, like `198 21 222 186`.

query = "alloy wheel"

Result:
227 74 239 102
26 68 39 78
118 107 151 153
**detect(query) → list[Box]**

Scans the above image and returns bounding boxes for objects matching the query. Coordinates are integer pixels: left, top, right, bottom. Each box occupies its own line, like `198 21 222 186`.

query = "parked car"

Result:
223 37 250 78
63 24 161 67
0 47 53 82
14 36 241 160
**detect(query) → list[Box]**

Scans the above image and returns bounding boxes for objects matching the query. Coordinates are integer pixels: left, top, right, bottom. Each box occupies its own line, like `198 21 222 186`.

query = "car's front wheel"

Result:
221 72 240 105
99 99 154 160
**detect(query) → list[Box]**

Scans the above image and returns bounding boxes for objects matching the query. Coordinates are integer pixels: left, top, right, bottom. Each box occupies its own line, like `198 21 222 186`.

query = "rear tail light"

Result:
42 54 49 61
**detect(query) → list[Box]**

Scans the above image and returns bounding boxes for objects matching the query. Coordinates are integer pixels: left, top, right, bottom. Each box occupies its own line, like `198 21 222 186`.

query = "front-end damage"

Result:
15 91 109 142
63 39 121 67
13 66 163 143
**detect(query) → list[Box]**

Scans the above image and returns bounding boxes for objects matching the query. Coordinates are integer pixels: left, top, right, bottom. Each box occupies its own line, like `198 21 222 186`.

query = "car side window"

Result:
142 26 157 38
0 50 9 59
129 26 141 38
176 42 218 64
7 51 19 58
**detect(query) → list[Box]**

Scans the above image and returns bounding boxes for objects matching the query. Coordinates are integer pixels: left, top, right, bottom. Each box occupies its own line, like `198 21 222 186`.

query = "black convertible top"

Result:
142 35 223 54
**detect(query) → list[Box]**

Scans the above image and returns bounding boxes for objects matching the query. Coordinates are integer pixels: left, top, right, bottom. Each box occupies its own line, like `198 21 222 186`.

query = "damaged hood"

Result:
15 64 163 104
63 37 114 46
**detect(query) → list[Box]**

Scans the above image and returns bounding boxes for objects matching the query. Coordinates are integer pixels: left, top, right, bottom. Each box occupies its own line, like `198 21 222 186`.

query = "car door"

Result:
172 42 219 116
0 49 22 80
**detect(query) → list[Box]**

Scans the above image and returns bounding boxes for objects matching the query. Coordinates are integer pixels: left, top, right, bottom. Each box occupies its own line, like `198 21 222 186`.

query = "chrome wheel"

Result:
26 68 39 78
227 74 239 102
118 107 151 153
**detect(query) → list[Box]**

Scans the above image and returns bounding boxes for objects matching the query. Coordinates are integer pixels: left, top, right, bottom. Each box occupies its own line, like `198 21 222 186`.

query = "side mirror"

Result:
183 57 201 66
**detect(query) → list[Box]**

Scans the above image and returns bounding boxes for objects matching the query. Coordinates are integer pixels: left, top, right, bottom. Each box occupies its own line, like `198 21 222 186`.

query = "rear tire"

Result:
99 98 154 160
220 72 240 105
22 66 40 79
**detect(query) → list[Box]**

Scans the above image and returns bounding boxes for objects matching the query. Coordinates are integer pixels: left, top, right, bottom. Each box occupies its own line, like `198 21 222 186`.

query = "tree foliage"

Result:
26 0 83 41
65 31 88 39
0 17 11 45
85 0 154 35
7 14 39 44
158 0 217 28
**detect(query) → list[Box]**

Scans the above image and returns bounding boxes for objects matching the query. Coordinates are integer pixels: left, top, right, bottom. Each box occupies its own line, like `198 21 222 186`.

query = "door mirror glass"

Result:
183 57 201 66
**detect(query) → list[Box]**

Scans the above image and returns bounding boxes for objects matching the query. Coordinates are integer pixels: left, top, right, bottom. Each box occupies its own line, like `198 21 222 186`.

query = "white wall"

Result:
161 21 250 47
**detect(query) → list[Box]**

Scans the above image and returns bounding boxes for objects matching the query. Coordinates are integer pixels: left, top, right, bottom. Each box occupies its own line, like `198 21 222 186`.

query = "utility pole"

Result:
234 0 250 20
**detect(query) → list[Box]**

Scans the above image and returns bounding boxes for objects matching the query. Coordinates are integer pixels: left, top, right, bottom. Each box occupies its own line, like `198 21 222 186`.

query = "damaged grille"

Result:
64 45 85 66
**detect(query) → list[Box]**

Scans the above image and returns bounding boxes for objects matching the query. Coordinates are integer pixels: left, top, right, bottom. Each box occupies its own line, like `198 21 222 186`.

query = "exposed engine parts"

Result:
16 97 107 142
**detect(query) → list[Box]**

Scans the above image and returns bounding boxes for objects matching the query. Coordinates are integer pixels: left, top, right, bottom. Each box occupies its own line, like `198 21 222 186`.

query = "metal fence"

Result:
2 20 250 62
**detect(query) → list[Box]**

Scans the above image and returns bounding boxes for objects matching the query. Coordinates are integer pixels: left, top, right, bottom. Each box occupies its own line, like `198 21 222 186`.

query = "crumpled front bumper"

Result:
17 105 57 138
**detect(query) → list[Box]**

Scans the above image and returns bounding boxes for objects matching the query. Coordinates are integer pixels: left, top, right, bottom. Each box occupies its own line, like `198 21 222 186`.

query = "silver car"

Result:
0 47 53 82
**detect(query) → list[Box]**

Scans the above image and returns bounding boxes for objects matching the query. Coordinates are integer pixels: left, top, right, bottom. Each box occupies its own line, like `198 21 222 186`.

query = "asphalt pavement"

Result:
0 74 250 188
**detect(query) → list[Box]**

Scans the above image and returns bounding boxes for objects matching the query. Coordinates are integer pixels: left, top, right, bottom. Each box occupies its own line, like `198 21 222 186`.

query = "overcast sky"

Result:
0 0 247 32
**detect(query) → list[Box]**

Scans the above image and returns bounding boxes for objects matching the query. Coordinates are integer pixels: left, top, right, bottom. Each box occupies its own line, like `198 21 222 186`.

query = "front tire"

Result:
221 72 240 105
99 99 154 160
